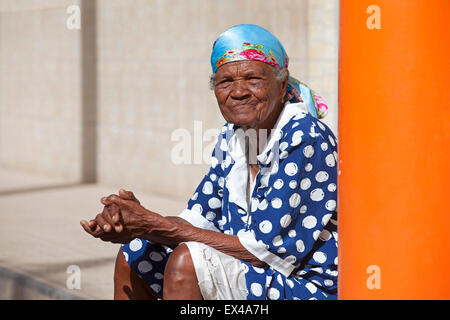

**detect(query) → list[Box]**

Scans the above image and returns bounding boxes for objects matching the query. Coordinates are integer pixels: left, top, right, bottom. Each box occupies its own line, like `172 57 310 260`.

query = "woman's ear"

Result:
280 68 290 102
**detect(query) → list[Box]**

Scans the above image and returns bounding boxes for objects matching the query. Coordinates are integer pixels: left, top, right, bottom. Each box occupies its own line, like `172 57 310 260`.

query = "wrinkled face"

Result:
214 60 287 130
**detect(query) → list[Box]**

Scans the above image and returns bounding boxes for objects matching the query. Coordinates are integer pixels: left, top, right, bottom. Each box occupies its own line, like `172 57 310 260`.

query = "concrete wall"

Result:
0 0 339 202
0 0 82 181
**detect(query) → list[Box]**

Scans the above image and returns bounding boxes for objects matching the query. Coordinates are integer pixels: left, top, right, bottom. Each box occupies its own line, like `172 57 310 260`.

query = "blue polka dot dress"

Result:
122 102 338 300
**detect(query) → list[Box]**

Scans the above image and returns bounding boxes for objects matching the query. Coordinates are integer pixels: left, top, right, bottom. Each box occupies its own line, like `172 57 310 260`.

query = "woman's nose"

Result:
229 80 251 100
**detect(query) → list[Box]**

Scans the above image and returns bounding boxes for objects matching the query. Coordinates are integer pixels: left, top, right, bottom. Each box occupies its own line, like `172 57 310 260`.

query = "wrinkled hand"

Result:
100 193 179 246
80 189 141 244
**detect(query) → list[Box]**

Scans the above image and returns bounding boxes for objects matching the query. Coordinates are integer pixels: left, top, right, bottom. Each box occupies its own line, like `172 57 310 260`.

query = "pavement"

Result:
0 167 186 299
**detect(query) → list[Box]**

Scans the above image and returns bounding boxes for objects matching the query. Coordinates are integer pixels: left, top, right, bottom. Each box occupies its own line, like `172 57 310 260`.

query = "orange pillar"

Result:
338 0 450 299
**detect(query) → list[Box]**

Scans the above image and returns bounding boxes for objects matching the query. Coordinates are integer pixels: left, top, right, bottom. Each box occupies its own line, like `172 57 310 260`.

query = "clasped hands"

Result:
80 189 179 246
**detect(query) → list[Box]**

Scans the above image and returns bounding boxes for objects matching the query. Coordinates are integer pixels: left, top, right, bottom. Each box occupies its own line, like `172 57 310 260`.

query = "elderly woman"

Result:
81 24 338 300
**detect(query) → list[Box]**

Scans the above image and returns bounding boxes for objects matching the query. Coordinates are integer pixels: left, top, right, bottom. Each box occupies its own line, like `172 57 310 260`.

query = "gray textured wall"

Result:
0 0 338 201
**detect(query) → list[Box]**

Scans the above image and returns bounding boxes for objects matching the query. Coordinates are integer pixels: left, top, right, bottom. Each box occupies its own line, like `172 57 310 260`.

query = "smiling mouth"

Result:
231 104 253 110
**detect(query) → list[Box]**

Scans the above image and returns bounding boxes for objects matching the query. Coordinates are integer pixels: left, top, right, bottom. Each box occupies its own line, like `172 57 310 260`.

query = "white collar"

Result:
226 102 309 212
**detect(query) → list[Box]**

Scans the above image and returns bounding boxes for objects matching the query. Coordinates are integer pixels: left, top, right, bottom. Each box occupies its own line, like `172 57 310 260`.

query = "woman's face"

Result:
214 60 287 130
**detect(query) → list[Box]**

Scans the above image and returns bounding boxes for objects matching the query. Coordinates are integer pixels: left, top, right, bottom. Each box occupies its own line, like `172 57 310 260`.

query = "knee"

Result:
114 247 129 281
164 243 195 283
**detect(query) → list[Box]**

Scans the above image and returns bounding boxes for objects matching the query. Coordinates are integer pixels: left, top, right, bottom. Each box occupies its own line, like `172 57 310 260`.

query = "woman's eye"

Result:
217 79 232 87
248 78 263 85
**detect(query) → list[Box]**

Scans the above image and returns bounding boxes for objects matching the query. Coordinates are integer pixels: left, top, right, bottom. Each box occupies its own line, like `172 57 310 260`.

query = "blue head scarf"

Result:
211 24 328 119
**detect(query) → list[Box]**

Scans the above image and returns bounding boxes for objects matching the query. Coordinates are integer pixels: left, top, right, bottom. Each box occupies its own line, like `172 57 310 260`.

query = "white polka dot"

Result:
280 214 292 228
317 122 326 131
277 274 284 286
154 272 164 280
253 266 265 274
321 213 332 225
328 135 336 147
285 255 297 264
202 181 213 195
268 288 280 300
286 279 294 288
313 230 321 240
302 215 317 229
324 279 334 287
325 153 336 167
241 214 251 225
296 240 305 252
191 192 198 201
313 251 327 263
310 188 324 201
284 162 298 176
300 178 311 190
209 173 217 181
258 199 268 211
137 260 152 274
272 235 283 246
123 251 129 262
218 177 225 188
279 141 289 152
259 220 273 234
277 247 286 254
289 193 301 208
273 179 284 190
311 267 323 274
150 284 161 293
129 239 143 252
300 205 307 214
271 197 283 209
289 180 297 189
291 130 304 146
192 203 203 214
251 283 263 296
211 157 218 169
205 211 216 221
208 197 222 209
321 142 329 151
223 155 232 168
280 151 289 159
315 171 329 183
327 183 337 192
292 122 299 128
149 251 163 262
303 145 315 158
218 215 227 228
325 199 337 211
288 230 297 238
306 282 318 294
334 257 338 265
220 139 228 152
305 163 313 172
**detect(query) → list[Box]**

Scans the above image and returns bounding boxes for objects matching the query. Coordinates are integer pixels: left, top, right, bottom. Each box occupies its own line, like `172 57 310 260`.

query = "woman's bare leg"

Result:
113 247 159 300
162 243 203 300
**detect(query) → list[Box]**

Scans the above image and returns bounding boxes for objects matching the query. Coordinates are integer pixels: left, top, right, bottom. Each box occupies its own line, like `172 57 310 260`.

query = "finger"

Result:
119 189 140 204
101 194 124 207
95 213 112 233
108 203 121 224
101 206 117 230
80 220 97 236
114 223 124 233
88 220 97 229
